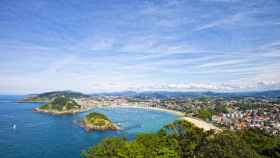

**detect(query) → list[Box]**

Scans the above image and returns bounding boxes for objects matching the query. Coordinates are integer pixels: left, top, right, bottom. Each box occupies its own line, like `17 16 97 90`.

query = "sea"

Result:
0 95 179 158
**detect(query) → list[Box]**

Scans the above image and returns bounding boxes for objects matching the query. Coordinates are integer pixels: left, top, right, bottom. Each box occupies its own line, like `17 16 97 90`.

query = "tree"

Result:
81 137 127 158
160 120 206 158
215 101 229 113
239 129 280 158
81 120 279 158
197 109 212 120
196 131 261 158
82 133 180 158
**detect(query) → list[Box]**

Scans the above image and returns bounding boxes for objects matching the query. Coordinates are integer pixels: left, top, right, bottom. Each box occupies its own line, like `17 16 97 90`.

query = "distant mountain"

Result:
234 90 280 98
90 90 280 98
18 90 90 103
17 89 280 102
37 90 89 98
91 91 138 97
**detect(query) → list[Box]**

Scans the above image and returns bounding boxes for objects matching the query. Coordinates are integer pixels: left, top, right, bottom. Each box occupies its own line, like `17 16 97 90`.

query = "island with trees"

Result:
79 112 120 132
33 96 85 114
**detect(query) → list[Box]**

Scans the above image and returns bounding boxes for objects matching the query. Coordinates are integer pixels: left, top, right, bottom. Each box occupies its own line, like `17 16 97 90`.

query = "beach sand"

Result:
106 105 221 132
182 117 221 132
106 105 185 117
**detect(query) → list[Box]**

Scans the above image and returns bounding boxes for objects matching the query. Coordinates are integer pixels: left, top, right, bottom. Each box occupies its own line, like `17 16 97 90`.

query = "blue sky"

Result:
0 0 280 94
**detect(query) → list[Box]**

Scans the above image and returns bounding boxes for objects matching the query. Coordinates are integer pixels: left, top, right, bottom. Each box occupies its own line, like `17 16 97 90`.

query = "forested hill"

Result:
37 91 89 98
18 91 89 102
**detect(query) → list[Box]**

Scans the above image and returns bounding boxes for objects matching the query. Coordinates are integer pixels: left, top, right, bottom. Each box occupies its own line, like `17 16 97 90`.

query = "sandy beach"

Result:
106 105 185 117
182 117 221 132
106 105 221 132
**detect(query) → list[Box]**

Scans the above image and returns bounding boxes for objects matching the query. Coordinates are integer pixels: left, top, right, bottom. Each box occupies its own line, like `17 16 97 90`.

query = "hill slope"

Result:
18 90 89 102
34 96 84 114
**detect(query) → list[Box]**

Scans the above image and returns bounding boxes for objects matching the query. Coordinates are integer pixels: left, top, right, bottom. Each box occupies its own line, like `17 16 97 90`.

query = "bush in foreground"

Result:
81 120 280 158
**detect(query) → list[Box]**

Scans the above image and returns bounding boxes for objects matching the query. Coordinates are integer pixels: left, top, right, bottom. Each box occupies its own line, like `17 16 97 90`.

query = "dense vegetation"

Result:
37 90 89 98
82 120 280 158
38 97 81 111
85 112 111 126
81 112 119 131
196 109 212 121
193 102 228 121
21 90 89 102
214 101 229 113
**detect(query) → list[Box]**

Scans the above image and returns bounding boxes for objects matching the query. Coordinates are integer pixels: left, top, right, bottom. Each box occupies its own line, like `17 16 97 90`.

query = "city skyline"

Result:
1 0 280 94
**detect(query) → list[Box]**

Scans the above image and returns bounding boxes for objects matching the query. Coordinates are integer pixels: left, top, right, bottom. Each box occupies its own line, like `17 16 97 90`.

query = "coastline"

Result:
32 107 91 115
78 119 120 132
106 105 185 117
182 117 222 132
33 103 221 132
104 105 221 132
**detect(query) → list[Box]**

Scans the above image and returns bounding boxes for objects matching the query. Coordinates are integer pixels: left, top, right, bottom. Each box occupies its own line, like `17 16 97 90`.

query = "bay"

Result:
0 95 178 158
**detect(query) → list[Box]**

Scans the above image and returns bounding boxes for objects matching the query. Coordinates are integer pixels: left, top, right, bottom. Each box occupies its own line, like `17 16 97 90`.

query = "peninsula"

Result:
33 96 86 114
79 112 120 132
17 90 89 103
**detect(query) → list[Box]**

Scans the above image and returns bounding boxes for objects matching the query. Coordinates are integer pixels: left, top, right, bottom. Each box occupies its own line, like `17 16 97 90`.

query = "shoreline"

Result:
32 107 91 115
102 105 221 132
33 104 221 132
104 105 186 117
78 119 120 132
182 117 222 132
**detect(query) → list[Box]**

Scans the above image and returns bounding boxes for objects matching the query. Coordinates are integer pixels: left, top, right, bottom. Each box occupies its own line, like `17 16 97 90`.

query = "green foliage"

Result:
160 120 206 158
30 97 47 102
197 109 212 120
196 131 261 158
84 112 113 127
44 97 80 111
81 137 127 158
82 120 278 158
215 101 229 113
38 104 49 110
37 90 89 99
22 91 89 102
82 133 180 158
134 133 180 158
239 129 280 158
237 101 257 111
197 97 209 102
52 97 69 105
86 112 110 121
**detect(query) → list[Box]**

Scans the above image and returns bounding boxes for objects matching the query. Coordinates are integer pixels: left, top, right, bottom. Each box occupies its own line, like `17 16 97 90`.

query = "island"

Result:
33 96 86 114
17 90 89 103
79 112 120 132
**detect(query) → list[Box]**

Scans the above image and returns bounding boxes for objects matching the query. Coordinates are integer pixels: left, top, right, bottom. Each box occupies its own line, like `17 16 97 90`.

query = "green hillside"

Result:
19 90 89 102
81 112 119 131
38 97 81 111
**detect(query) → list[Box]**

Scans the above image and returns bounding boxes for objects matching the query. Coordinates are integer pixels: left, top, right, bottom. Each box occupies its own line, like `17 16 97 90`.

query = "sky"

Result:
0 0 280 94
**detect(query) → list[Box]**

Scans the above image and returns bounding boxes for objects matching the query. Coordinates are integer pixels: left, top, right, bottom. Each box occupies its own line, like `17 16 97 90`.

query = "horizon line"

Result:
1 89 280 95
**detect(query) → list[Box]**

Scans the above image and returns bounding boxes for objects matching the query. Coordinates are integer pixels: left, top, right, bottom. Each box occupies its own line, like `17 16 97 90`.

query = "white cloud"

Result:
89 79 280 92
194 13 244 31
194 10 271 31
196 59 248 68
118 35 195 55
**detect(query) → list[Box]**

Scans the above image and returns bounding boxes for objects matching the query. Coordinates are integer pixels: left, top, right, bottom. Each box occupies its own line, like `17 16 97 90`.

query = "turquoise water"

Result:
0 95 179 158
